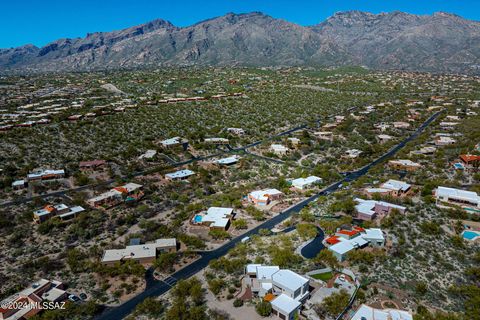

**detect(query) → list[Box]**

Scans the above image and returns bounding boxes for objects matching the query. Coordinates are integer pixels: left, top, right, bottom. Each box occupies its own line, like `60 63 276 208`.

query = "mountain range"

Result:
1 11 480 74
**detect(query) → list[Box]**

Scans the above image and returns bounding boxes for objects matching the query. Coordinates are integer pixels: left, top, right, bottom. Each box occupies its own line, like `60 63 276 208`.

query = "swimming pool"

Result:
453 163 465 170
462 230 480 241
193 215 203 223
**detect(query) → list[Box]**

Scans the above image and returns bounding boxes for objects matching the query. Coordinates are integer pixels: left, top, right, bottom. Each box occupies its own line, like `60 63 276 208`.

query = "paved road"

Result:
1 104 367 208
95 110 442 320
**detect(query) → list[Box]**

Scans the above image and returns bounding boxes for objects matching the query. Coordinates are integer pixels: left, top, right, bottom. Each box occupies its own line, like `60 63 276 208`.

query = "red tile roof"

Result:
326 236 341 245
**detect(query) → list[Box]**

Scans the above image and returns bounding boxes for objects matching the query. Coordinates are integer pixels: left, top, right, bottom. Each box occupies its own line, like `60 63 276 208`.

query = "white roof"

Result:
42 287 66 302
354 198 406 217
215 156 239 165
292 176 322 187
27 169 65 179
246 264 262 273
350 236 369 247
271 144 288 152
12 180 25 186
362 228 385 242
436 186 480 203
102 238 176 263
256 266 280 280
272 269 308 292
351 304 413 320
123 183 143 192
166 169 195 179
389 159 421 167
271 294 301 314
249 189 283 201
138 150 157 159
380 179 411 192
161 137 183 146
329 240 355 255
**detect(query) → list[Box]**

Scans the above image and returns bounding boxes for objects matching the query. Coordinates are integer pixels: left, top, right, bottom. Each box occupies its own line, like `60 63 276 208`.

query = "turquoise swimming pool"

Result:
462 230 480 240
193 215 203 223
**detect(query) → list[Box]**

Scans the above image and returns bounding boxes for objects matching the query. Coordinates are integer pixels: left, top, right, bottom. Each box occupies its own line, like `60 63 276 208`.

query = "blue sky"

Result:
1 0 478 48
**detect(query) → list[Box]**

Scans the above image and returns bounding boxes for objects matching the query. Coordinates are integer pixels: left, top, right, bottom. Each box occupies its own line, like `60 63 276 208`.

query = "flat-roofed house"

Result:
193 207 235 230
11 179 26 189
101 238 177 266
354 198 406 220
165 169 195 181
313 131 334 141
248 189 283 206
226 127 245 135
205 138 229 145
328 227 385 261
291 176 322 190
271 144 289 156
271 294 301 320
33 204 85 223
0 279 66 320
215 155 240 167
87 183 143 208
244 264 309 320
27 169 65 181
435 136 456 146
79 160 106 171
350 304 413 320
160 137 189 150
434 186 480 213
388 159 422 171
377 134 394 144
365 179 411 197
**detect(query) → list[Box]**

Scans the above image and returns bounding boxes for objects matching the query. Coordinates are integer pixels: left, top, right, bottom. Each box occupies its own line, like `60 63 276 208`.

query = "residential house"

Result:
291 176 322 190
393 122 410 129
33 204 85 223
344 149 363 159
79 160 106 171
434 186 480 213
388 159 422 171
435 136 456 146
0 279 67 320
271 144 289 156
101 238 177 266
459 154 480 168
165 169 195 181
313 131 334 141
11 179 27 189
27 169 65 181
350 304 413 320
365 179 412 198
215 155 240 167
287 137 300 148
244 265 309 320
354 198 406 220
160 137 188 150
87 183 143 208
138 150 157 160
327 227 385 261
226 128 245 135
377 134 394 144
192 207 235 230
205 138 229 145
248 189 283 206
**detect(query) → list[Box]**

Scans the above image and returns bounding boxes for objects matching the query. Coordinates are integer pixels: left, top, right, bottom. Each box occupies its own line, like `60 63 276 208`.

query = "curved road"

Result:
300 227 325 259
95 110 442 320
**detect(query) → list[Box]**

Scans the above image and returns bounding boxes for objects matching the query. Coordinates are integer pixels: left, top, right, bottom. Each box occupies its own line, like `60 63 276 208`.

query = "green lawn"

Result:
311 272 333 281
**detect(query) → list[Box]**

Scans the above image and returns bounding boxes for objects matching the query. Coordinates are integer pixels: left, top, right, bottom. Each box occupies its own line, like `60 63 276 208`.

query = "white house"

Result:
165 169 195 181
271 144 289 156
365 179 411 197
248 189 283 206
138 150 157 160
215 155 240 166
328 227 385 261
193 207 234 230
291 176 322 190
350 304 413 320
434 186 480 212
244 265 309 320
